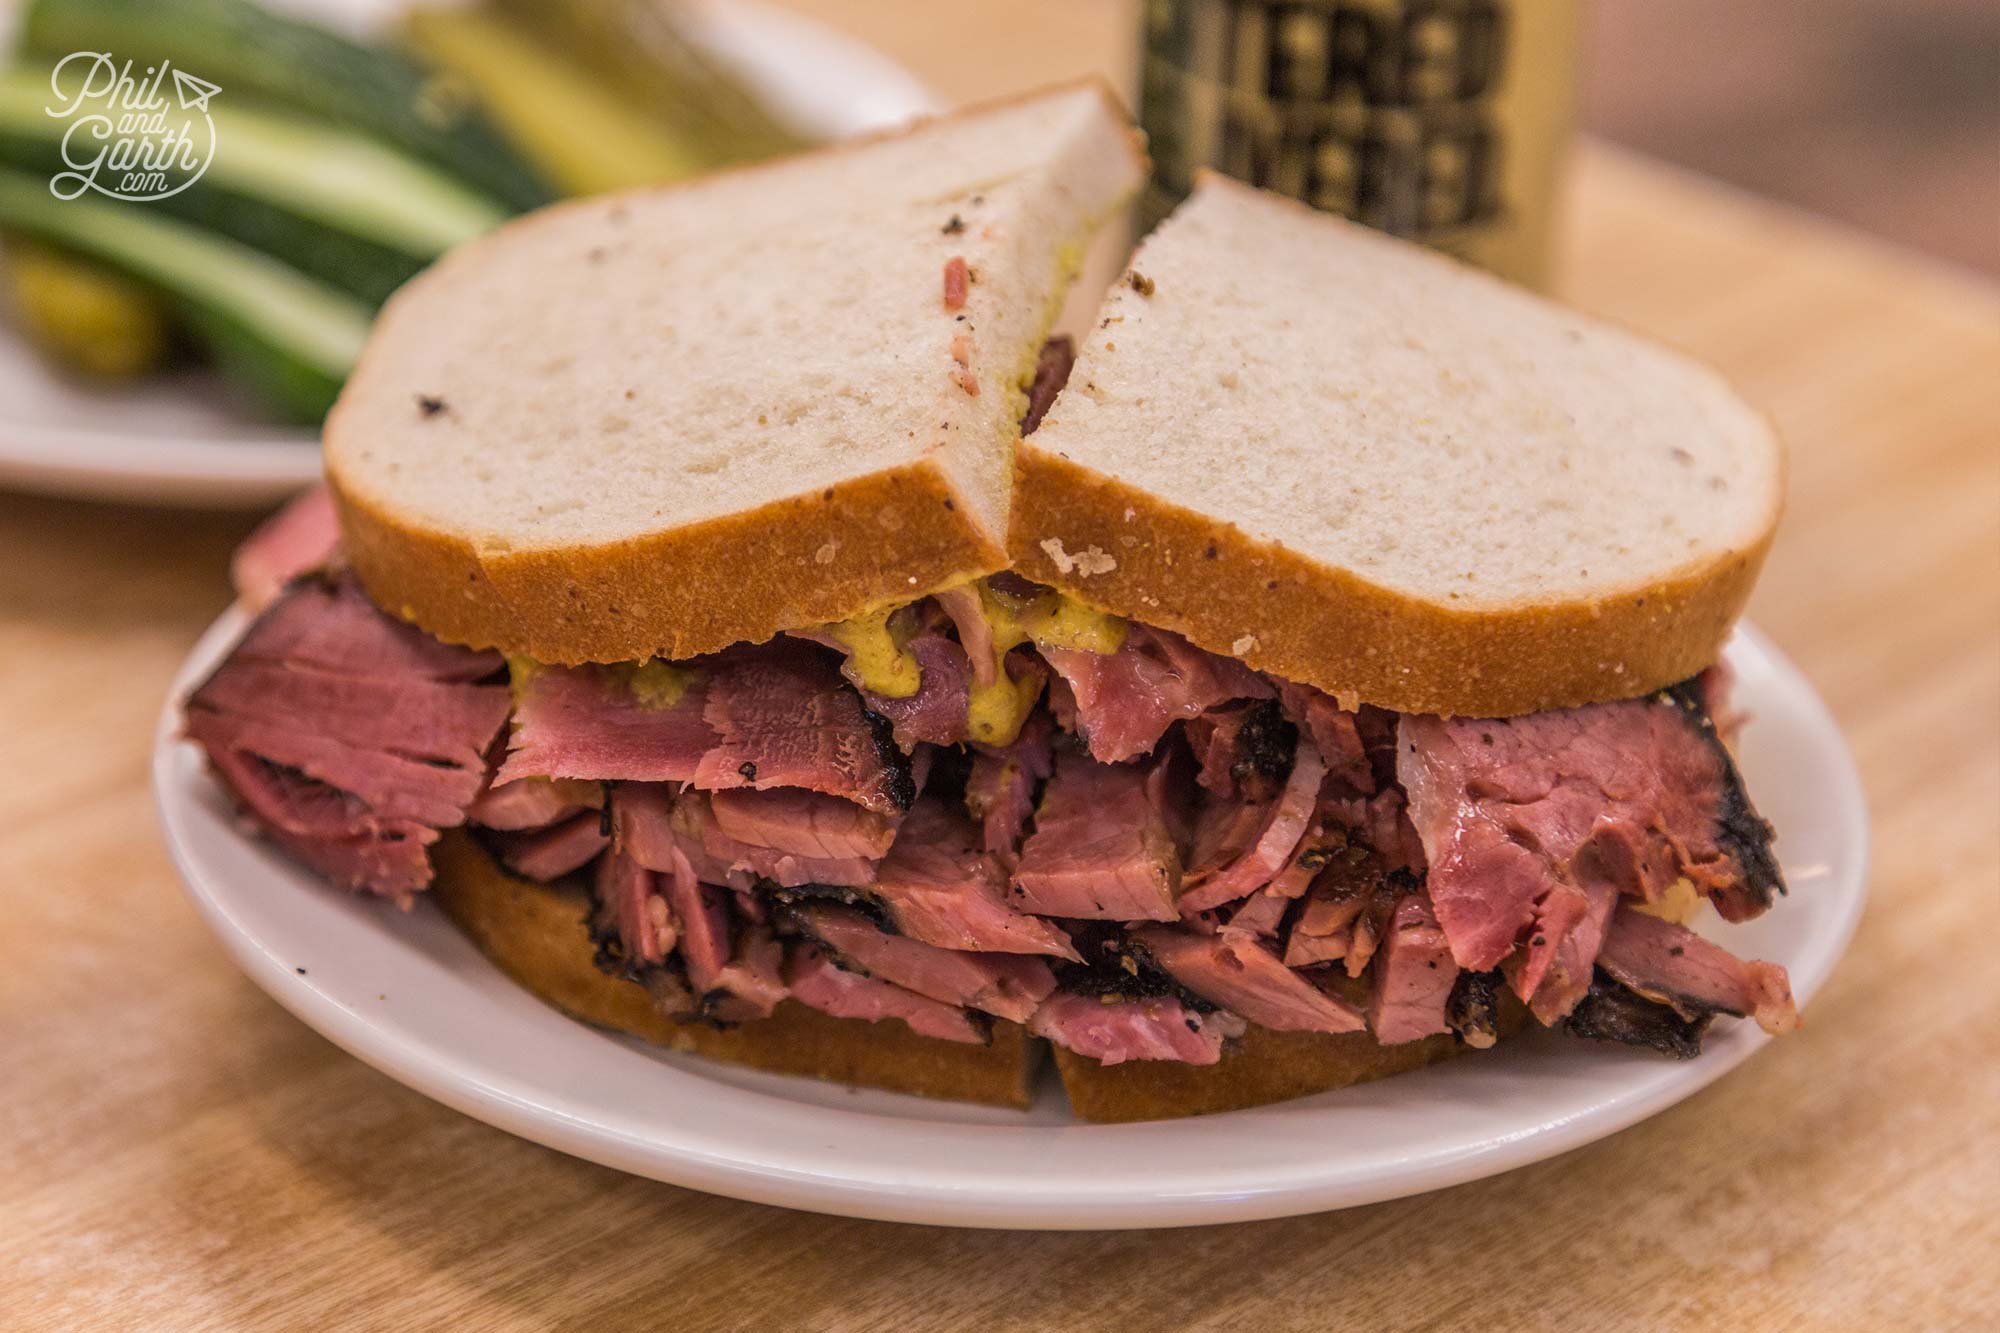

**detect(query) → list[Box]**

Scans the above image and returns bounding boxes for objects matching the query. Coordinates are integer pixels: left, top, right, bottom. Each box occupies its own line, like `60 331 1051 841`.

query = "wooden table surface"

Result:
4 5 1998 1328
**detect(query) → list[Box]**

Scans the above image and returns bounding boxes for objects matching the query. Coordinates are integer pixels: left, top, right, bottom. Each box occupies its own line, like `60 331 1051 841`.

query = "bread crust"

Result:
334 461 1006 665
326 78 1146 665
1010 445 1774 717
429 832 1038 1109
1055 1028 1463 1122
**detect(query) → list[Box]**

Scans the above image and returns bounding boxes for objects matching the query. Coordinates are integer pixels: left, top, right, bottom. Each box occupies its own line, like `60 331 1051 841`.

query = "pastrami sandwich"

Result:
183 94 1798 1122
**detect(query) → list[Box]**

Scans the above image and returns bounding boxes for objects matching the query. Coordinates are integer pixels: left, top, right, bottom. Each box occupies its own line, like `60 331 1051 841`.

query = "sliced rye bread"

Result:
328 82 1146 665
1012 173 1783 717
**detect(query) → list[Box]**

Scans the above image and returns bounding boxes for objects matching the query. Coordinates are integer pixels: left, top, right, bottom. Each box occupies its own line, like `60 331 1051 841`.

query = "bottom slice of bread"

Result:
430 832 1040 1110
429 832 1510 1121
1055 1030 1460 1123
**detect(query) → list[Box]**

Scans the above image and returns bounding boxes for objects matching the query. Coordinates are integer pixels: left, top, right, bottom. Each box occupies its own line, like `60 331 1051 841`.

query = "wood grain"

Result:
2 4 1996 1327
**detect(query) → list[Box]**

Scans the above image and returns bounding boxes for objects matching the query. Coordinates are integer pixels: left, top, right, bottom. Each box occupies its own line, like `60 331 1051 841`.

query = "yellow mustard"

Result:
1632 878 1703 925
801 581 1127 747
620 658 697 709
820 606 922 699
964 666 1043 746
977 580 1126 656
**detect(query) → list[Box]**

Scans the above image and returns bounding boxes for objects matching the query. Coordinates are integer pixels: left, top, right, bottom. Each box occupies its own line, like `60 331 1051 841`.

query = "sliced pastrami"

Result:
673 789 876 889
1029 992 1241 1065
1020 335 1075 435
186 576 509 900
592 838 675 978
1597 905 1797 1035
1038 624 1271 763
786 944 987 1043
1272 680 1375 793
469 776 603 832
692 642 914 814
1185 699 1299 802
1179 738 1326 913
1397 673 1784 974
494 812 610 881
708 786 899 860
1134 925 1365 1034
230 484 340 610
1281 854 1395 968
790 904 1055 1023
1563 975 1711 1058
1367 893 1459 1044
1012 748 1180 921
964 710 1054 866
499 665 715 785
870 796 1080 959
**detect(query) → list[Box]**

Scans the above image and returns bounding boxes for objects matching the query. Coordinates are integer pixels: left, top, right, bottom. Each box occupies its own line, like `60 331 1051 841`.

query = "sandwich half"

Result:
1009 174 1794 1116
185 106 1798 1123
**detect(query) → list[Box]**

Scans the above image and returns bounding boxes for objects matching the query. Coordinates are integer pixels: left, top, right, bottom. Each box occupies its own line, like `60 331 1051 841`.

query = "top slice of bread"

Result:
327 83 1145 665
1011 174 1782 717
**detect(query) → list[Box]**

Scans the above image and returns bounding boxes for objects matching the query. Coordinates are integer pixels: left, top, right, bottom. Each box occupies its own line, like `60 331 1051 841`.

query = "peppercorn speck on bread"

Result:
327 82 1146 665
1012 173 1783 717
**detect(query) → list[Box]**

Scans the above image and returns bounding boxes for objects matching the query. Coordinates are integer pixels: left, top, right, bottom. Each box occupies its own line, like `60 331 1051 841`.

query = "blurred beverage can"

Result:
1138 0 1581 288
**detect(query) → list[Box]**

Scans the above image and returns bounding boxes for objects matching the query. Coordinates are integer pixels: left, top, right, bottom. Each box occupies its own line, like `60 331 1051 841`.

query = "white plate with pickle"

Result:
0 0 937 506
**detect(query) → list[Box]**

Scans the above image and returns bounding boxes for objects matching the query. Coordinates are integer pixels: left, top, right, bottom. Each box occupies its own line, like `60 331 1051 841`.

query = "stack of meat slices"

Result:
192 560 1797 1069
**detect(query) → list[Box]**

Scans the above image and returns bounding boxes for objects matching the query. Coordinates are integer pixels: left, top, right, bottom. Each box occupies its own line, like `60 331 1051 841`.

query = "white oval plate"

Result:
153 617 1866 1228
0 0 940 507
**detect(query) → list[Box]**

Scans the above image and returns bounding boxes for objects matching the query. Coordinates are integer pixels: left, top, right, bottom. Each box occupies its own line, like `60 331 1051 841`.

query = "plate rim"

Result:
152 612 1869 1228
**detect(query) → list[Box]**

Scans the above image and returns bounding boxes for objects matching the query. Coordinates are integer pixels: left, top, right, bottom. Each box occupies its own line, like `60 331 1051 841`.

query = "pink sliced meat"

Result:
227 575 501 684
1598 906 1797 1035
1398 675 1783 975
1273 680 1375 793
469 776 603 831
1505 880 1618 1024
1028 992 1238 1066
1323 787 1427 875
964 710 1054 864
194 744 435 899
499 666 715 785
693 642 914 814
231 484 340 610
672 789 875 889
1012 749 1180 921
596 839 674 971
496 812 609 881
863 633 973 749
1135 925 1365 1034
658 843 733 987
786 944 986 1043
1037 624 1271 763
608 782 682 870
1367 893 1459 1044
186 577 510 900
1282 860 1384 968
1225 888 1290 938
871 797 1079 959
1179 738 1327 913
793 904 1055 1023
708 787 898 860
